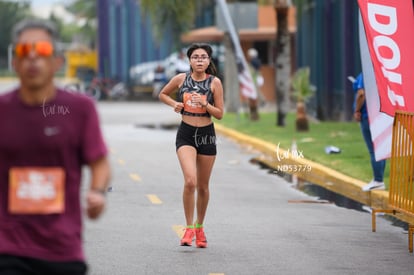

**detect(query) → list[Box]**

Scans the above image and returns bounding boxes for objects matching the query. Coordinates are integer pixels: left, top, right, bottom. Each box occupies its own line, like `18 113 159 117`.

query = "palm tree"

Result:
291 67 315 131
274 0 292 127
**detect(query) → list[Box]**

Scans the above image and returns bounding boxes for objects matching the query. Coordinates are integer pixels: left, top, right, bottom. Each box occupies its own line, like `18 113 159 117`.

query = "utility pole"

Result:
216 0 260 120
223 33 240 114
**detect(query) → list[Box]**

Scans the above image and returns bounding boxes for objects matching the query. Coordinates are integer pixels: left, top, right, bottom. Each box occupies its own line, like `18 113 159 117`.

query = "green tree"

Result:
64 0 97 46
0 1 31 68
49 13 64 39
49 12 82 44
140 0 210 50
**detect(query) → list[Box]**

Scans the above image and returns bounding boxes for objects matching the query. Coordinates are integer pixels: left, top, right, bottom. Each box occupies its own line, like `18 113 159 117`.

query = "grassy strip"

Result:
0 70 15 77
216 111 390 187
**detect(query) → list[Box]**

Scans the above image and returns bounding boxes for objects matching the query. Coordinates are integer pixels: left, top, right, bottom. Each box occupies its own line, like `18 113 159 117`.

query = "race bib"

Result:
8 167 65 214
183 92 207 114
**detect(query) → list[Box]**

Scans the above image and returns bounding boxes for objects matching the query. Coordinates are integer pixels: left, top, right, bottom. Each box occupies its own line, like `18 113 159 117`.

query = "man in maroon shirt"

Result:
0 19 111 275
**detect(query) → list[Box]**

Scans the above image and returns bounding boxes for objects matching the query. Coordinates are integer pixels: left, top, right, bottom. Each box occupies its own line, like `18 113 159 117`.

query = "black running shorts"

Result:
176 121 217 156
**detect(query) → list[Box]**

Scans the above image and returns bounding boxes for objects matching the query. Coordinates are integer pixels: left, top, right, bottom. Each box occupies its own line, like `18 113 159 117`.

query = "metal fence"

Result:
372 111 414 253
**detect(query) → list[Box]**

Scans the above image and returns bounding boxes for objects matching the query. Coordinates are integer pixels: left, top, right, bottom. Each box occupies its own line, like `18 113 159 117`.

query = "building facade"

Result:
97 0 215 84
295 0 361 121
97 0 173 83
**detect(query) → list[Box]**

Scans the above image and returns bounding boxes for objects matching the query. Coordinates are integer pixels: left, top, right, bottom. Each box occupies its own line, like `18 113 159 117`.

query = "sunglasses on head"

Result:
14 41 54 58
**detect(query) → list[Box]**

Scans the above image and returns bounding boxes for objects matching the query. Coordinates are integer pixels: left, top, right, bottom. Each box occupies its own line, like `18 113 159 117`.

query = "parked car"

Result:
129 60 160 95
128 45 224 98
129 51 188 97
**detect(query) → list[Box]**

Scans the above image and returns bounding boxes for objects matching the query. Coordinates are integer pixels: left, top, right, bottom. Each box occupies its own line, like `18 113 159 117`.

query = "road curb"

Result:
215 123 414 225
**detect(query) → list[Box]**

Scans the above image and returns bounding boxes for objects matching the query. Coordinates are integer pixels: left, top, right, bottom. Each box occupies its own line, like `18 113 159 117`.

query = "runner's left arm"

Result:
87 156 111 219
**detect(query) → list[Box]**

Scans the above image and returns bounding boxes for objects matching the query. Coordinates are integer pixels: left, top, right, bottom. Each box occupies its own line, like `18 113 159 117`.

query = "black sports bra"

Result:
177 73 215 117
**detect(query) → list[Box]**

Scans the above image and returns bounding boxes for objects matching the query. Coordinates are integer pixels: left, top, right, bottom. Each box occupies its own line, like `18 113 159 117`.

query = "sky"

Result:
30 0 74 22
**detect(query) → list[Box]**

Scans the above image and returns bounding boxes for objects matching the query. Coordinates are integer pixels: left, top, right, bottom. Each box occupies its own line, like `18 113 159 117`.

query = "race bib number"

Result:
8 167 65 214
183 92 207 114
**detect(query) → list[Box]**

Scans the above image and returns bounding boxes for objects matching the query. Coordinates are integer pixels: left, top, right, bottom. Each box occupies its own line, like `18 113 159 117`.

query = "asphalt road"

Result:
1 81 414 274
85 101 414 275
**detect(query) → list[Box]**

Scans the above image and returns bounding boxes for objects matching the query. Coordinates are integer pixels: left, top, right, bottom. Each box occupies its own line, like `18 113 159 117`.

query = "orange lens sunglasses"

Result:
14 41 54 58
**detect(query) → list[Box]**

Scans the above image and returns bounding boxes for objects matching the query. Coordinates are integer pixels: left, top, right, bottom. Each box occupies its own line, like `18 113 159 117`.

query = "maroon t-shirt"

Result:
0 88 108 261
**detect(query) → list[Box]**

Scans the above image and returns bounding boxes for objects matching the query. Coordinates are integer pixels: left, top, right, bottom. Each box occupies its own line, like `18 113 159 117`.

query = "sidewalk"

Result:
0 77 17 82
214 123 414 226
0 77 76 83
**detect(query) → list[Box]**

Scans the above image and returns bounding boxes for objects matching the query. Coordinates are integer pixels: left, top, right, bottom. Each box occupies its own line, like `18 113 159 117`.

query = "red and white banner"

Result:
358 0 414 160
216 0 258 99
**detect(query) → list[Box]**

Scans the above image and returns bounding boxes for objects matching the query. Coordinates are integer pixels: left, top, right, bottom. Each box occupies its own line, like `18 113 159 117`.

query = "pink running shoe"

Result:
195 227 207 248
180 228 194 246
